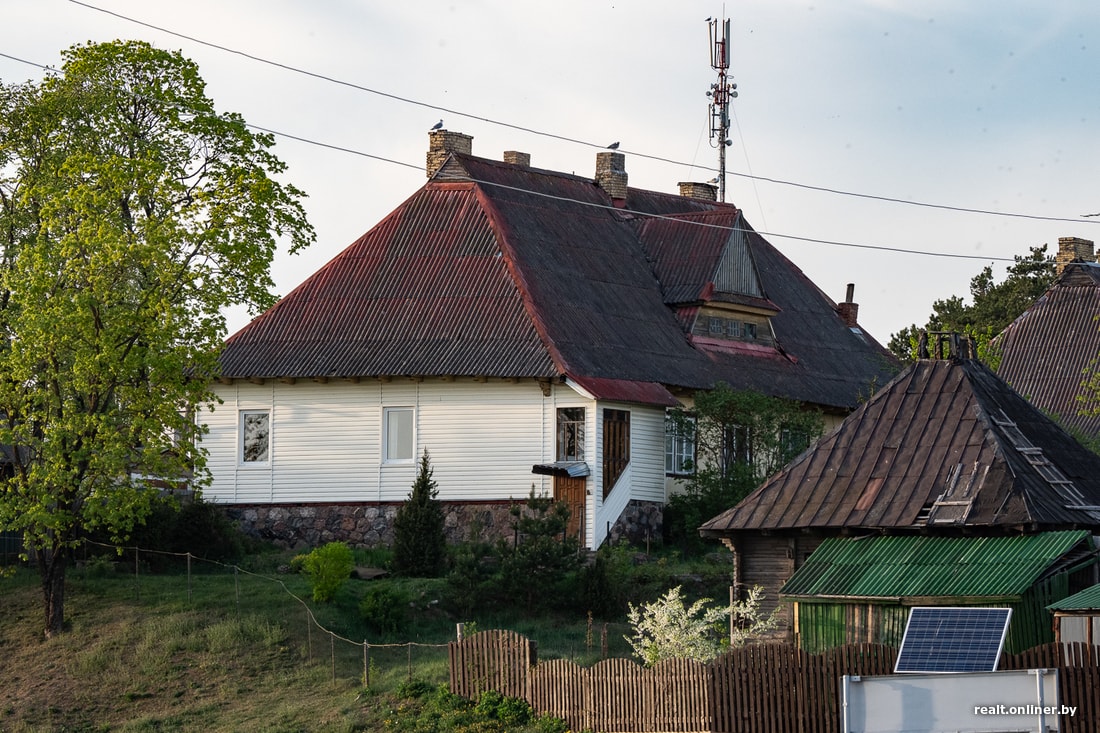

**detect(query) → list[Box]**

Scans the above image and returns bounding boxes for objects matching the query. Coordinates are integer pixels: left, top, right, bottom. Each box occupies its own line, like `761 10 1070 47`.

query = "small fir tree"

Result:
499 487 583 610
392 449 447 577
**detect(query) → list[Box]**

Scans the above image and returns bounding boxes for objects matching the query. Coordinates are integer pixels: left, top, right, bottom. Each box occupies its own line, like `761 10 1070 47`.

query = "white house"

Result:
201 131 897 550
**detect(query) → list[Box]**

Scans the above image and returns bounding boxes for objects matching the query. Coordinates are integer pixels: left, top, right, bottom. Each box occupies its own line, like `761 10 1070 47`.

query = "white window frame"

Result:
239 410 271 466
665 414 696 476
383 406 415 464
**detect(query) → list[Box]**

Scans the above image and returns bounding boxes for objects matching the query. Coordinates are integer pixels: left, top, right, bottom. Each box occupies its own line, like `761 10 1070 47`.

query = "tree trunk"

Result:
37 547 68 638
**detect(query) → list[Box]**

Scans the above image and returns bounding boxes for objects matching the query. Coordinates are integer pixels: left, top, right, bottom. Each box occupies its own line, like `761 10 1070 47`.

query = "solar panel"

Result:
894 607 1012 674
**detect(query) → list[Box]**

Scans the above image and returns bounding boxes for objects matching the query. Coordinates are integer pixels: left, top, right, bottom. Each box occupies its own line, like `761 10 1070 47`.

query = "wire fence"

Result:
79 539 453 689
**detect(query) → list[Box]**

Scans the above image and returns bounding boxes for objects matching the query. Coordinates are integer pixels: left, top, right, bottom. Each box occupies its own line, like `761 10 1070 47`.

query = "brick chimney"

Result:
836 283 859 327
503 150 530 167
678 182 718 201
1055 236 1096 275
426 129 473 178
595 151 628 203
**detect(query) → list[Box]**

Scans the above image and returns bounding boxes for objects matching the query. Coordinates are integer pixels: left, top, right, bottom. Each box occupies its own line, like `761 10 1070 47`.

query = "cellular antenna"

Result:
706 15 737 202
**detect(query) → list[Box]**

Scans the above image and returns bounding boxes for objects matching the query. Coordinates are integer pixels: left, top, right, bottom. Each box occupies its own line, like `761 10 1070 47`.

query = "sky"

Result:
4 0 1100 346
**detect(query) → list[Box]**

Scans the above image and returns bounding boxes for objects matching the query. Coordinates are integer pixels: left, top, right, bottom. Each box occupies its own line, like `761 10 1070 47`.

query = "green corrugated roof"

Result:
1048 582 1100 611
781 531 1091 600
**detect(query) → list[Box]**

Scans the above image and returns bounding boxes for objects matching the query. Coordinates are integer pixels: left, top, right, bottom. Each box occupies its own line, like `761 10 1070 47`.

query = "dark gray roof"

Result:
700 357 1100 537
997 262 1100 439
220 152 899 409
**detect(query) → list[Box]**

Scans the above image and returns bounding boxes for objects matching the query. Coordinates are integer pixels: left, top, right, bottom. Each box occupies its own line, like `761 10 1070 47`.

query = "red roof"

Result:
220 152 899 409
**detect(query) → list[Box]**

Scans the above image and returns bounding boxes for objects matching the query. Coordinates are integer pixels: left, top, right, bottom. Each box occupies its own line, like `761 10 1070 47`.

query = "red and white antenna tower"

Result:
707 15 737 203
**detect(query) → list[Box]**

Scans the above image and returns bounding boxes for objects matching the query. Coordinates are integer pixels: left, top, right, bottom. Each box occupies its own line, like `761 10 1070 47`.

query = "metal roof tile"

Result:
701 358 1100 535
781 531 1092 599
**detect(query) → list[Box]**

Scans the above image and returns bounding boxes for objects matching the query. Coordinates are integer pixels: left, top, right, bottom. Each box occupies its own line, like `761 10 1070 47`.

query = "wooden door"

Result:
554 476 586 546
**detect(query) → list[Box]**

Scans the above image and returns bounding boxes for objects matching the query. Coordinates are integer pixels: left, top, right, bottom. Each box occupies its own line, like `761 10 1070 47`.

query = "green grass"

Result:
0 544 734 731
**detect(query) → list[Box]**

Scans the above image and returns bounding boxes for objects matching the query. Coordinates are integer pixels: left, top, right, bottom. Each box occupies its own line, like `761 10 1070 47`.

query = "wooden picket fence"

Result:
449 631 1100 733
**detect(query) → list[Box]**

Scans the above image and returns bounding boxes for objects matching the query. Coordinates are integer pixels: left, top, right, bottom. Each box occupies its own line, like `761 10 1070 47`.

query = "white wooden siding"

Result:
203 378 672 550
592 401 668 546
205 379 558 505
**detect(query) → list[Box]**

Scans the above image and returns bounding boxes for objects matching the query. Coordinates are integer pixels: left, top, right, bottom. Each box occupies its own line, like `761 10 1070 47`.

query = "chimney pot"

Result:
837 284 859 327
1056 236 1096 275
426 130 473 178
595 151 628 202
503 151 531 167
678 181 718 201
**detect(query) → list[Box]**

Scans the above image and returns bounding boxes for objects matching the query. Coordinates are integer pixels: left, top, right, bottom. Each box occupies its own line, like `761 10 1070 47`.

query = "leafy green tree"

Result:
0 41 313 636
392 449 448 577
888 245 1056 363
665 384 824 550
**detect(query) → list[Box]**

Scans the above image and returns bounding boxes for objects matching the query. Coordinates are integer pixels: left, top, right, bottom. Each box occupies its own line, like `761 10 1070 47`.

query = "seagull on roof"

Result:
707 176 720 184
430 119 443 131
606 141 620 149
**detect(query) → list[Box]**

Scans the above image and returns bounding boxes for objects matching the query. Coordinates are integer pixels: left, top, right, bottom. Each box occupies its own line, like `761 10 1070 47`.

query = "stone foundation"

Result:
224 502 519 550
224 498 665 550
607 500 664 547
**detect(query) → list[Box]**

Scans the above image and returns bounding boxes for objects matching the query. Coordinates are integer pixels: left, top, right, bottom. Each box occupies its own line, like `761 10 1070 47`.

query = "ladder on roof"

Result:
926 461 986 524
990 411 1100 520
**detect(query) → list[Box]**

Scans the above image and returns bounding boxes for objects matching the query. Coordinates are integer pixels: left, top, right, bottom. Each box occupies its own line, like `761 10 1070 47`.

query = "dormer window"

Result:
709 317 723 334
744 323 757 340
727 321 742 338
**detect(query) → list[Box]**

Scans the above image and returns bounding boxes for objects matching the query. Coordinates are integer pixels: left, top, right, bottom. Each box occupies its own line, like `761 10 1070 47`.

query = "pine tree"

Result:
392 449 447 577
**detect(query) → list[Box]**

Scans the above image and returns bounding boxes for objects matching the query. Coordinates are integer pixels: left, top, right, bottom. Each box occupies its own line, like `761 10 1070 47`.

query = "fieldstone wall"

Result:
607 500 664 547
224 498 665 550
224 501 520 550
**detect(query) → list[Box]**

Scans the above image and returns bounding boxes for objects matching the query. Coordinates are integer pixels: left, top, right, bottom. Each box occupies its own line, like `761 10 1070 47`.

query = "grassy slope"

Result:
0 548 732 731
1 567 371 732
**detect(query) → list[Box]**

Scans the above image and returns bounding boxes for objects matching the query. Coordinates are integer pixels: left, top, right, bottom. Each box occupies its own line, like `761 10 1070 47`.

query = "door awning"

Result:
531 461 590 478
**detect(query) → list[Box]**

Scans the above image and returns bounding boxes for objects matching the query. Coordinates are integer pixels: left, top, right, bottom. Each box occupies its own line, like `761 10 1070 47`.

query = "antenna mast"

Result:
707 16 737 203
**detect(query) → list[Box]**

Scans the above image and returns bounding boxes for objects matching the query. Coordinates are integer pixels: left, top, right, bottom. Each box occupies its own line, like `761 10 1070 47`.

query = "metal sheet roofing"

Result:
781 531 1092 600
997 262 1100 439
1048 582 1100 611
700 357 1100 536
219 150 899 409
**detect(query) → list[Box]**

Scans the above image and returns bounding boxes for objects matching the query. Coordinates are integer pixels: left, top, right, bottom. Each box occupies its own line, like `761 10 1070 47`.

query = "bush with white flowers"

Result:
625 584 778 666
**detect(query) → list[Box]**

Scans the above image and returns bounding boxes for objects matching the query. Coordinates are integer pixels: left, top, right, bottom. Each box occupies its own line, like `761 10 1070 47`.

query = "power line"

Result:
0 50 1051 264
61 0 1100 228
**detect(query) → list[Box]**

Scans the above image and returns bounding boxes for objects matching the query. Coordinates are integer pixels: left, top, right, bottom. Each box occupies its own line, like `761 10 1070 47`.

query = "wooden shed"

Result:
780 531 1098 653
1048 581 1100 646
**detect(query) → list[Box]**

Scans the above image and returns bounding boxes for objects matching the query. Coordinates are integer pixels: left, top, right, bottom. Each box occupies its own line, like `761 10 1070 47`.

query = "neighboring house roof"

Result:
220 149 897 409
996 261 1100 439
1048 582 1100 612
700 357 1100 537
781 531 1094 601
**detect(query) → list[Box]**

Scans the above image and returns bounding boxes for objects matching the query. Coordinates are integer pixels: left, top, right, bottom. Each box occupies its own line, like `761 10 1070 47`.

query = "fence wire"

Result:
81 539 451 688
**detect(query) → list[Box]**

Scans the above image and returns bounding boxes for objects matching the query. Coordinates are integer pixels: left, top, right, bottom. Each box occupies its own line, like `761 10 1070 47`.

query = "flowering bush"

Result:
625 584 778 666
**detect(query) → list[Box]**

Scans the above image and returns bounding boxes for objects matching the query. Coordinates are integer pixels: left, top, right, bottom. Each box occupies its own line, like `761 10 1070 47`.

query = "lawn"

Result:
0 543 734 731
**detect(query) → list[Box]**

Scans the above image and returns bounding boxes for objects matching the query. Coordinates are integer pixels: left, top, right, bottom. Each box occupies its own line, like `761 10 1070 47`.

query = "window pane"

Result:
242 412 270 463
665 414 695 475
557 407 585 461
385 409 414 461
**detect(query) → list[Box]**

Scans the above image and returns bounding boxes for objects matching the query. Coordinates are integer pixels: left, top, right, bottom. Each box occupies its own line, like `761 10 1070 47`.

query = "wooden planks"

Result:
450 633 1099 733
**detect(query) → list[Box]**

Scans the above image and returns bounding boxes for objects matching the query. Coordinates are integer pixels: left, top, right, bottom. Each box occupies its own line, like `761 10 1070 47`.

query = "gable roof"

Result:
996 261 1100 438
219 150 898 409
1048 581 1100 612
700 357 1100 537
780 531 1093 600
